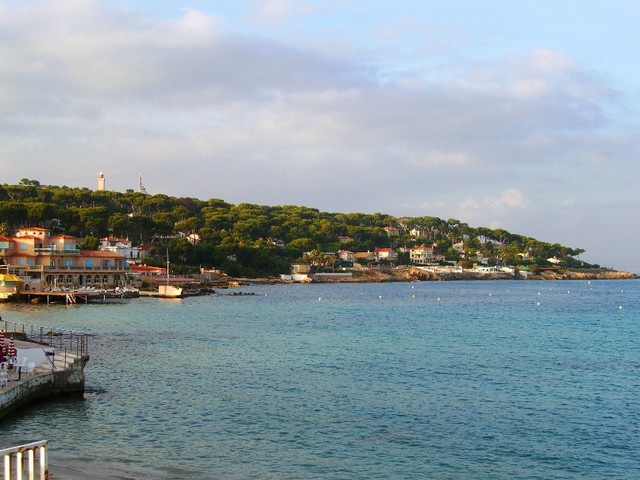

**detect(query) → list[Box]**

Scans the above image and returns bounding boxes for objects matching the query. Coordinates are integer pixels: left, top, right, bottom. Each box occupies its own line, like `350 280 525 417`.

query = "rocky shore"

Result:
278 266 637 283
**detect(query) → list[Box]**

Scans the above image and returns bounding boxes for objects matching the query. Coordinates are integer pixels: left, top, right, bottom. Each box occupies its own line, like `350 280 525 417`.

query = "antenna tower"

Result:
138 173 148 195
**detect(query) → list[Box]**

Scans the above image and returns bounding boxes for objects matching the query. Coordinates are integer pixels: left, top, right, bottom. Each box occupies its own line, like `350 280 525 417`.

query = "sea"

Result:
0 279 638 479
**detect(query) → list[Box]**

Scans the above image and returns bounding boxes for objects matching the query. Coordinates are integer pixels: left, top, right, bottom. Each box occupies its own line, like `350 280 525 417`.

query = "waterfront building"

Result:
0 228 128 291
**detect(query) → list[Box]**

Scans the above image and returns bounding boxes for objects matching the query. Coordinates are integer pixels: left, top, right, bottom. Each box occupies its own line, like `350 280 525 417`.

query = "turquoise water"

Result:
0 280 638 479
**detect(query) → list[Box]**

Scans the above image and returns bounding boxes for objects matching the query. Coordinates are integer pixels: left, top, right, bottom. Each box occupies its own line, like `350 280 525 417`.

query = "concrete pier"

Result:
0 339 89 421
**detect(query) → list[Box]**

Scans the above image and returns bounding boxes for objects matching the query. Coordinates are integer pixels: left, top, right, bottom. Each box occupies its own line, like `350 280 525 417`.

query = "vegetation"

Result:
0 180 594 277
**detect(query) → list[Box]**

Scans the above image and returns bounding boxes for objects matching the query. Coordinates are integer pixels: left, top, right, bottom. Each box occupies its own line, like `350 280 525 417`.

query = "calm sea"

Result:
0 280 638 479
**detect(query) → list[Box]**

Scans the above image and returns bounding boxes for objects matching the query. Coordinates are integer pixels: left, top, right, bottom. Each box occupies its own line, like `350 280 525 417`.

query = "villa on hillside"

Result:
409 244 445 265
0 227 128 291
374 247 398 262
99 236 147 264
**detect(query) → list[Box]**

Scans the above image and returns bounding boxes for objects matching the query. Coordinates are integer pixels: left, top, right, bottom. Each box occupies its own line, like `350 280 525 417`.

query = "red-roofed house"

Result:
0 228 129 290
374 247 398 261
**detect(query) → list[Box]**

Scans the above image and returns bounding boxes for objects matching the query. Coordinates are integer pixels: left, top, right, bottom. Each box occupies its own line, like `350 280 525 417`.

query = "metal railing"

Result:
2 321 89 358
0 440 48 480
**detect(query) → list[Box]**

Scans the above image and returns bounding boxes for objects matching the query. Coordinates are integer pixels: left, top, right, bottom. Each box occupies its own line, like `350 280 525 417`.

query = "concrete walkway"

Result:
0 338 88 420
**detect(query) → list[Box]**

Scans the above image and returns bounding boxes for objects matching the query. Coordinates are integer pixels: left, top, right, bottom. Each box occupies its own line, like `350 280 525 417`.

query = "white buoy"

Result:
537 302 541 306
379 295 382 299
619 305 623 309
318 297 321 301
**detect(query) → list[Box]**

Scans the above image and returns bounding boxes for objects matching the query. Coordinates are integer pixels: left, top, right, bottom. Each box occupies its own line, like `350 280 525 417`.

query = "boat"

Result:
157 251 183 298
0 274 24 301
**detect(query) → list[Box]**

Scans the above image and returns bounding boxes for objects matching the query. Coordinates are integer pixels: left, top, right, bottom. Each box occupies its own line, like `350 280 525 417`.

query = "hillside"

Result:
0 179 612 277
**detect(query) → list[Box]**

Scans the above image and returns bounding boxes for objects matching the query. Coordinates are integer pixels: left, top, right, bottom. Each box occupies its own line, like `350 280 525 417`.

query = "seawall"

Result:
0 347 88 421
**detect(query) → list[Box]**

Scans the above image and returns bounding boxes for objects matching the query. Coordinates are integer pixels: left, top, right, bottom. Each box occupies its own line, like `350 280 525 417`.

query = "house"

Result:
128 264 167 276
384 227 400 237
409 228 426 238
267 237 285 247
99 237 146 263
337 250 356 263
409 244 438 264
374 247 398 262
452 241 464 253
1 227 129 290
354 251 377 263
291 263 311 274
337 236 353 243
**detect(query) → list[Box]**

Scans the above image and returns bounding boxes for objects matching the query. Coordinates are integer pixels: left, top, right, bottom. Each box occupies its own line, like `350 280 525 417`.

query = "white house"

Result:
409 244 437 264
99 237 146 263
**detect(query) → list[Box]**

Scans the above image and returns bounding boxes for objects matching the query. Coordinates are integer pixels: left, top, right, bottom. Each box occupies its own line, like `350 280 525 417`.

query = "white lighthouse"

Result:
97 172 105 191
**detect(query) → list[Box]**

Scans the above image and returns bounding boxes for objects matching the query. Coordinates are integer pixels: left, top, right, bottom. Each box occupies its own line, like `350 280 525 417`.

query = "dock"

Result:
19 289 138 305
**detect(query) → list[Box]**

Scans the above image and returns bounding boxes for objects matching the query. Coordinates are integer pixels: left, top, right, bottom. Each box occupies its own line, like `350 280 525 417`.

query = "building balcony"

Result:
34 248 80 255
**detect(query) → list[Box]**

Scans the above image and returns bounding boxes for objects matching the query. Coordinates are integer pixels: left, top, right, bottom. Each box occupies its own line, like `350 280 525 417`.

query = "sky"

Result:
1 1 639 272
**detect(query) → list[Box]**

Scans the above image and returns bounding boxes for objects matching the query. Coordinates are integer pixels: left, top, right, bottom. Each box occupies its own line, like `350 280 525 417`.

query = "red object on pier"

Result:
7 335 15 357
0 331 4 352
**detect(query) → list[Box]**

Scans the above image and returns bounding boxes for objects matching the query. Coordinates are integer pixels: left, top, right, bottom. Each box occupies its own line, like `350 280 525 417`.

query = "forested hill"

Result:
0 179 592 277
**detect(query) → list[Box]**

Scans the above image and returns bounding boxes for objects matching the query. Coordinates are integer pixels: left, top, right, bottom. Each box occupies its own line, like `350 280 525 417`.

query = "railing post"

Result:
4 453 11 479
39 444 47 480
15 450 22 480
28 449 35 480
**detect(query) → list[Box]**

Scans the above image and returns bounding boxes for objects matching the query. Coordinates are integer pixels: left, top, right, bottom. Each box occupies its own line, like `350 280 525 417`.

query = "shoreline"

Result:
253 267 637 284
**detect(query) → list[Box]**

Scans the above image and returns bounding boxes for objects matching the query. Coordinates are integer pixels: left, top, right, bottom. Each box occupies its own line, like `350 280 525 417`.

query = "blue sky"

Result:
1 1 639 272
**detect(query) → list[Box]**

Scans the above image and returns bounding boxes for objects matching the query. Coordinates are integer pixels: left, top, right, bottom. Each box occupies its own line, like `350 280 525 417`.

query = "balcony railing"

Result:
34 248 79 254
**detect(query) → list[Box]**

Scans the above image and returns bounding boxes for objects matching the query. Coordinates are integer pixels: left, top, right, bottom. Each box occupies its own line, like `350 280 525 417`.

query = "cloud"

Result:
249 0 320 24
